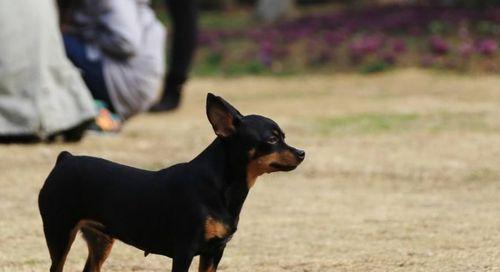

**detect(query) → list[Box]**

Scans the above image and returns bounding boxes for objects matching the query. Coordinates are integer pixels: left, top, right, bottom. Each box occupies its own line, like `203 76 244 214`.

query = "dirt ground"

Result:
1 69 499 271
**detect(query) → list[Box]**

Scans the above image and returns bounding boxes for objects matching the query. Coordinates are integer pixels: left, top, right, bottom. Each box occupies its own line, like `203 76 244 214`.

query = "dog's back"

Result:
39 151 154 220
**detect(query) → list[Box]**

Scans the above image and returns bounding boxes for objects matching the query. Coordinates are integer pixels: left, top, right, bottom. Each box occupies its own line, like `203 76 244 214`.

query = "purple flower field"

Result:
195 5 500 74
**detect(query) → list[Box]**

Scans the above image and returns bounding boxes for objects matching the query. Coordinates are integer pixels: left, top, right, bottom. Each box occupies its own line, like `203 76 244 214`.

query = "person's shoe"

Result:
88 100 122 134
47 119 93 143
149 89 182 113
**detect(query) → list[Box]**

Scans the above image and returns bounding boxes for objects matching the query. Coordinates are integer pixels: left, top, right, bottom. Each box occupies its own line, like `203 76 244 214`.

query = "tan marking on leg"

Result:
205 264 216 272
78 219 105 230
199 256 216 272
81 221 114 272
205 217 229 240
49 219 107 272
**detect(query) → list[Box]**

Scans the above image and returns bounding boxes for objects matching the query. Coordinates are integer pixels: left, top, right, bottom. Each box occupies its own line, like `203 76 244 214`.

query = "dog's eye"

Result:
267 136 279 145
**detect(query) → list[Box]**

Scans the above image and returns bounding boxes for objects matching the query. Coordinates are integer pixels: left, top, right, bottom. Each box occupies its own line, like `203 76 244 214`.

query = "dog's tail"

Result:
56 151 73 164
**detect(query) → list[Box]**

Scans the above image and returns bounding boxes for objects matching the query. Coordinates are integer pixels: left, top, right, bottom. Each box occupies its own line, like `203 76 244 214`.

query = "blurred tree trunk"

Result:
255 0 295 23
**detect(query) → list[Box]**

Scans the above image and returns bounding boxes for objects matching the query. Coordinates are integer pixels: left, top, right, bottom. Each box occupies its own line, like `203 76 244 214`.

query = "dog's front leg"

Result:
198 246 225 272
172 251 194 272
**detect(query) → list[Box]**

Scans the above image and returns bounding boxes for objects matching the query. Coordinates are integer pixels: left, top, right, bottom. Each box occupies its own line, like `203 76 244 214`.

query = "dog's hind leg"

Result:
81 225 114 272
42 221 79 272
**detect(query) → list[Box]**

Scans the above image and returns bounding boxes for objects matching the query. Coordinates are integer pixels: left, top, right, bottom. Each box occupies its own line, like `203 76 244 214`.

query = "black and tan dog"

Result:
38 93 305 272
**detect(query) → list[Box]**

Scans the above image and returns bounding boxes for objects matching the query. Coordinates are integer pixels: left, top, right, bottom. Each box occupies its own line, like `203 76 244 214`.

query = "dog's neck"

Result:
192 138 251 220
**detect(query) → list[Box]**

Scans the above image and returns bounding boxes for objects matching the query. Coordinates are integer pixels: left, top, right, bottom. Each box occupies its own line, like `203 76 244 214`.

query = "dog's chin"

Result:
269 163 298 172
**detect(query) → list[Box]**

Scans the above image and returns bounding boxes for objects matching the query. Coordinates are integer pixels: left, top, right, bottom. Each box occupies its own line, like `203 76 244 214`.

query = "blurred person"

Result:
60 0 166 124
0 0 96 143
148 0 199 112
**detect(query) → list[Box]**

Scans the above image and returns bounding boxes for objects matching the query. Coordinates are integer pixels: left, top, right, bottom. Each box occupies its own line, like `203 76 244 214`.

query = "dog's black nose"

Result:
296 149 305 160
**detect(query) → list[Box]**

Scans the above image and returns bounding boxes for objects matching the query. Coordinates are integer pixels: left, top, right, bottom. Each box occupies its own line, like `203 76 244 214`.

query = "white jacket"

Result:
0 0 96 137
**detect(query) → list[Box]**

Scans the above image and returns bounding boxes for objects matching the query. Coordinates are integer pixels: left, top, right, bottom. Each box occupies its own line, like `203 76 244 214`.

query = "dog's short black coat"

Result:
38 93 305 272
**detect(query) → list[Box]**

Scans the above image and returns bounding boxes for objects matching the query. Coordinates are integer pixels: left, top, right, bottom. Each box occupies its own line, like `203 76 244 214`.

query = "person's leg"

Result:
62 34 115 112
149 0 199 112
62 34 121 134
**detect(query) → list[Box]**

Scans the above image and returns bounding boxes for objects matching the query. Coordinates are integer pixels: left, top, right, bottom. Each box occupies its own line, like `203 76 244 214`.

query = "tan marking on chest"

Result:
204 217 229 240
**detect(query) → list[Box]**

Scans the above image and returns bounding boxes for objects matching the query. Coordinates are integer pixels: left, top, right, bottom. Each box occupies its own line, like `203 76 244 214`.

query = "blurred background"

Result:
153 0 500 75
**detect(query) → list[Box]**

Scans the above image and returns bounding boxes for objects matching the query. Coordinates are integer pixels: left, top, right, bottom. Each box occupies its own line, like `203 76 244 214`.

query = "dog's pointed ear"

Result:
206 93 242 138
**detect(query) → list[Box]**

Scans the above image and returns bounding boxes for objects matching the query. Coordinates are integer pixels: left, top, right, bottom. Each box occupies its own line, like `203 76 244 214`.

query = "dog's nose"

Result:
296 149 305 160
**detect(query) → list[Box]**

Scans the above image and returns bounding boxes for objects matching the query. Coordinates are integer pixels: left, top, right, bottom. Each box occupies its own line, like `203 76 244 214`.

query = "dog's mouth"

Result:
269 163 298 172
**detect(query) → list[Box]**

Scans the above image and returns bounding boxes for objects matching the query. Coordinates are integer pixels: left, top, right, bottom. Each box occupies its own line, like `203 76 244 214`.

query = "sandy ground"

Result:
1 69 499 271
